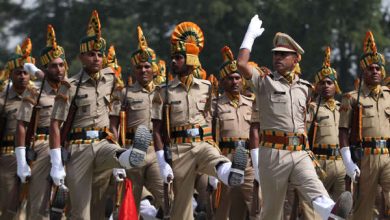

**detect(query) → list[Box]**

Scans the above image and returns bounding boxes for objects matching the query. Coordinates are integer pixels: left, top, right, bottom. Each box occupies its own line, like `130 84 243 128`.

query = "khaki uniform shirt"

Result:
112 81 155 130
152 76 211 127
215 93 253 139
0 86 24 136
51 67 118 129
308 99 340 145
17 80 57 127
250 68 312 134
339 85 390 138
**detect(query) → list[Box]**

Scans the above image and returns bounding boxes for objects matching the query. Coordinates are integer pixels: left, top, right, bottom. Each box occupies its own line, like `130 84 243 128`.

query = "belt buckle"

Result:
288 136 299 146
86 130 99 139
186 128 199 137
377 140 387 148
333 148 340 156
234 141 246 148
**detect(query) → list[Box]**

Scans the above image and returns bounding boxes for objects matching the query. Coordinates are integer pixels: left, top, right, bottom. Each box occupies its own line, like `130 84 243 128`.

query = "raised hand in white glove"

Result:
250 148 260 183
49 148 66 186
340 147 360 182
23 63 39 74
156 150 174 183
240 14 265 51
208 176 219 190
113 168 126 182
15 146 31 183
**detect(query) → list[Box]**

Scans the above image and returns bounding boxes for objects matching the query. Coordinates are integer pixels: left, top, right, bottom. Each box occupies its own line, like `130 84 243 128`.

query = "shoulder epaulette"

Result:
298 79 314 90
200 79 211 86
242 93 255 101
382 86 390 92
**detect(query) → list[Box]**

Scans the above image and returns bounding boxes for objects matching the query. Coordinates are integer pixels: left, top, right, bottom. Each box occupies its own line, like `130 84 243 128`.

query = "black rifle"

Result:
349 73 364 163
25 76 46 164
307 95 322 149
60 71 85 162
162 68 173 220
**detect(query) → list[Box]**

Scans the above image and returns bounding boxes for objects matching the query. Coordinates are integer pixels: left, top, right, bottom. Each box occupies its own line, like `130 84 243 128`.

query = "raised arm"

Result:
237 15 265 80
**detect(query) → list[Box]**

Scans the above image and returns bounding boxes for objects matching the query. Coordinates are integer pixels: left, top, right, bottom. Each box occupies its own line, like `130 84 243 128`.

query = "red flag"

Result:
119 179 138 220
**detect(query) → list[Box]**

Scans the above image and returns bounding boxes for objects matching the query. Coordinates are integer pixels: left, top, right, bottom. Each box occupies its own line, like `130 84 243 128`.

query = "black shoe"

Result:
228 141 247 186
329 191 353 220
129 125 152 167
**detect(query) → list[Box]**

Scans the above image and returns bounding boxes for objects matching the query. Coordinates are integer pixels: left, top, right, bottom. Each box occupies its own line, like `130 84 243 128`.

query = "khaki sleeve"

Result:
151 87 163 120
110 87 124 116
16 89 36 123
339 94 353 128
250 97 260 123
51 82 71 122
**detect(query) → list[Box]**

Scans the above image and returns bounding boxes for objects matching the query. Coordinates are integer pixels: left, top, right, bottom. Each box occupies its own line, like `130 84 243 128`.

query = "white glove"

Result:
340 147 360 182
156 150 174 183
49 148 66 186
140 199 158 219
113 168 126 182
23 63 40 76
250 148 260 183
240 14 265 51
15 146 31 183
208 176 219 190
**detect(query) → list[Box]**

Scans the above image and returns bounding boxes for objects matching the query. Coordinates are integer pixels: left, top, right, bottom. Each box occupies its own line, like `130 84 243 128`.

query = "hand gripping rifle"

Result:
162 69 173 220
41 72 85 219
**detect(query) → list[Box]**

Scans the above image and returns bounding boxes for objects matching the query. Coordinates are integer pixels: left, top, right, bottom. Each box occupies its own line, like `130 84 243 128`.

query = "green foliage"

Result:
0 0 389 91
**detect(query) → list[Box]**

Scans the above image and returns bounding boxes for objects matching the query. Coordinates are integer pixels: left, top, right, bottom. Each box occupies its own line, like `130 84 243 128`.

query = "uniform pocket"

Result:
220 112 235 131
270 92 288 115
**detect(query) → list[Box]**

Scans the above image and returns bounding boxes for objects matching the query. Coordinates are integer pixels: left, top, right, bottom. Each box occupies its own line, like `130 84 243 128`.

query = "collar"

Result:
220 93 251 107
272 71 299 84
44 79 58 94
362 84 383 98
9 85 23 99
132 81 155 93
170 75 201 89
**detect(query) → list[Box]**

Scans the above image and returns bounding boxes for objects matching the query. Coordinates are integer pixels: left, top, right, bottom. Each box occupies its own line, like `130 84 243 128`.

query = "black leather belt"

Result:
171 127 204 139
219 141 248 149
312 147 340 157
362 140 390 149
69 130 107 140
36 127 50 135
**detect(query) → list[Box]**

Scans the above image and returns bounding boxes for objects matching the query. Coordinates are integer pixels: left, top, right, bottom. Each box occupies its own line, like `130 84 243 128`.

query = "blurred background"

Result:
1 0 390 92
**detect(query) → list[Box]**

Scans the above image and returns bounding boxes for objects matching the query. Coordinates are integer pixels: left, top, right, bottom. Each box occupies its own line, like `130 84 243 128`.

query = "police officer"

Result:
213 46 260 220
15 25 66 220
48 10 150 219
0 38 33 220
300 47 346 219
111 26 163 215
339 31 390 220
152 21 247 220
237 15 349 219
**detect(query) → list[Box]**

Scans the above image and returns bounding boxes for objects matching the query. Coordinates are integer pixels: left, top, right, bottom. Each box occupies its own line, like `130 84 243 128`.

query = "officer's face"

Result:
46 58 65 83
272 51 298 75
134 61 154 86
11 67 30 89
79 50 103 74
318 77 336 99
171 53 189 76
364 64 382 87
223 73 242 95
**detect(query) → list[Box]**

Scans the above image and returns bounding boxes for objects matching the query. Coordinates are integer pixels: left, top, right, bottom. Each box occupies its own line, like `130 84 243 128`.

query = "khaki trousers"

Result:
259 147 329 220
65 139 124 220
0 154 18 220
300 159 346 220
351 154 390 220
215 153 261 220
26 140 51 220
170 141 229 220
126 145 164 211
